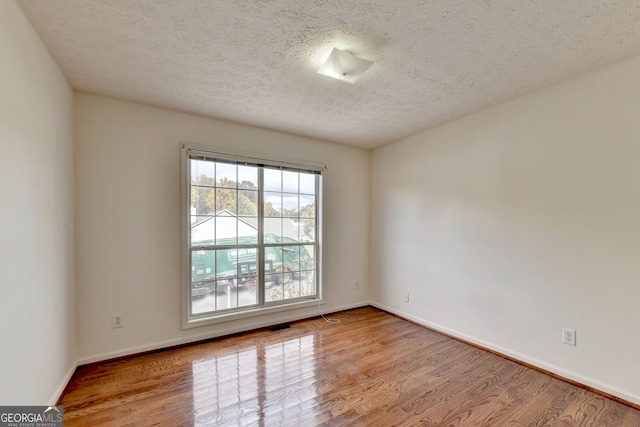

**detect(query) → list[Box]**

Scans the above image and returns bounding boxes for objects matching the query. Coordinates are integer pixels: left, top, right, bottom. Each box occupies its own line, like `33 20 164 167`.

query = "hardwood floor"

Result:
59 307 640 426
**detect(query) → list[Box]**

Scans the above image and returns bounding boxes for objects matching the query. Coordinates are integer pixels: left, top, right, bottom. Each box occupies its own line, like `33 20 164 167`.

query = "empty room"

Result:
2 0 640 425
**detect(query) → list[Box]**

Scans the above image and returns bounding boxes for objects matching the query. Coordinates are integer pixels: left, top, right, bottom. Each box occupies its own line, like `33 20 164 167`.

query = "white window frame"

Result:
181 143 324 329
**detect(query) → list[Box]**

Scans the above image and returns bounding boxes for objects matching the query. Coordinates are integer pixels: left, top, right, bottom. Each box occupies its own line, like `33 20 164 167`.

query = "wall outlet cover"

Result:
562 328 576 346
112 314 124 328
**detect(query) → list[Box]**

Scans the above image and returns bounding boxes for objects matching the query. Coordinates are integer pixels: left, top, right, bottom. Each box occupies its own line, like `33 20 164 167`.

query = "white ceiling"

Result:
17 0 640 149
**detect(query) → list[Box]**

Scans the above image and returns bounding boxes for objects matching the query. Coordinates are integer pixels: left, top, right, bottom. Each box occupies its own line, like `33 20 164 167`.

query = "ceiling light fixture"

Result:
317 48 374 83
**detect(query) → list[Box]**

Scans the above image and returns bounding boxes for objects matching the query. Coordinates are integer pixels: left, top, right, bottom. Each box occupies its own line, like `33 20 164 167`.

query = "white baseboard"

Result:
78 301 370 365
370 302 640 407
62 302 638 409
50 361 78 405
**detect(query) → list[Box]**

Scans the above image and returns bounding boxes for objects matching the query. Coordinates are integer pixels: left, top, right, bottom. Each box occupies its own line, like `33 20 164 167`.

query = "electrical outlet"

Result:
562 328 576 346
112 314 124 329
355 281 360 290
403 293 410 303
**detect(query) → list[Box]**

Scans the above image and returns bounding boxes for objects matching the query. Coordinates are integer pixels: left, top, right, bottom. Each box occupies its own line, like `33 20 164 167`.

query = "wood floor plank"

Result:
58 307 640 426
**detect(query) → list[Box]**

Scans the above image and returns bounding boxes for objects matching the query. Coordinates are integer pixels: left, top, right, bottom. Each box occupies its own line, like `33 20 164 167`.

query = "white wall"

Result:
371 55 640 404
0 1 75 405
75 93 370 362
11 0 638 404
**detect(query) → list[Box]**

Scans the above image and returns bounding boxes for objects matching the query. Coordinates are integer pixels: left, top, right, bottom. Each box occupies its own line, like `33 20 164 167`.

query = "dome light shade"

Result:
317 48 374 83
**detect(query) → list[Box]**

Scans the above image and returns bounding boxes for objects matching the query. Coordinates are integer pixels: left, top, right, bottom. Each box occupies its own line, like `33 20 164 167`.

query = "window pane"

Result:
287 278 301 299
299 173 315 195
216 162 237 188
282 219 298 241
264 258 277 288
234 248 259 308
266 277 284 302
264 192 281 217
299 219 315 242
300 269 316 297
216 215 237 245
191 216 214 244
282 170 298 193
266 246 284 303
191 249 260 314
191 249 216 314
283 245 301 276
299 245 316 298
264 218 281 240
264 246 283 302
301 245 315 274
194 247 259 311
265 245 282 266
238 165 258 190
216 188 237 214
238 190 258 216
191 159 215 184
264 246 285 302
238 217 258 244
282 194 298 218
264 168 281 192
265 245 316 302
216 248 238 289
192 186 215 215
299 195 315 218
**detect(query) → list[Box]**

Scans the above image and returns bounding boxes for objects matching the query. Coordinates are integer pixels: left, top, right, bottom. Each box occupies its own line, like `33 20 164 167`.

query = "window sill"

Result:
182 298 324 330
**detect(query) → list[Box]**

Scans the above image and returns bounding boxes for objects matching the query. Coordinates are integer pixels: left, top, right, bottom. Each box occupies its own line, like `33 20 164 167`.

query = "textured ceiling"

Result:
17 0 640 149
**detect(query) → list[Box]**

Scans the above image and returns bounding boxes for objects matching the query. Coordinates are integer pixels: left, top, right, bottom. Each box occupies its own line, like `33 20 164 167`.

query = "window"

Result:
182 144 322 326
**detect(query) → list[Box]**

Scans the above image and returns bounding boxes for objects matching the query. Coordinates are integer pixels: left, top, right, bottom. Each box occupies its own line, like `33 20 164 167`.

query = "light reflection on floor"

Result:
192 334 318 426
